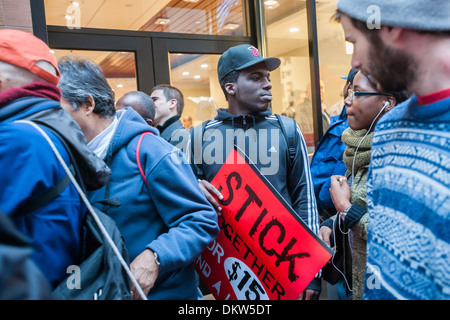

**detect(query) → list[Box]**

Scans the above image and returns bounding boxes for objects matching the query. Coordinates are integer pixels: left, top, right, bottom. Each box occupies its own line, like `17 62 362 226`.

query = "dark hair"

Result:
219 70 240 100
389 90 411 105
151 84 184 114
364 72 411 105
119 91 155 120
58 55 116 118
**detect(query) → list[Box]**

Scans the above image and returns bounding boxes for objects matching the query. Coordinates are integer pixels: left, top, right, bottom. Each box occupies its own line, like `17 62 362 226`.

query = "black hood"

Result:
214 108 273 127
24 107 111 190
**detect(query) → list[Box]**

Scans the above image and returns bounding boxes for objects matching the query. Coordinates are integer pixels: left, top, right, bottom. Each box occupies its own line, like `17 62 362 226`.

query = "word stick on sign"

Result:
195 148 333 300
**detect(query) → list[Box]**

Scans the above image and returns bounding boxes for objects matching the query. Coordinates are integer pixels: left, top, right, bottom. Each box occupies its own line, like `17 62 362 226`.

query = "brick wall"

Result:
0 0 33 33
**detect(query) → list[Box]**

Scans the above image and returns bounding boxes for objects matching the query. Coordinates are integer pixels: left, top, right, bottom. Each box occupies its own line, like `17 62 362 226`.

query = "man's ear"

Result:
169 98 178 112
83 94 96 115
379 26 405 47
225 83 236 96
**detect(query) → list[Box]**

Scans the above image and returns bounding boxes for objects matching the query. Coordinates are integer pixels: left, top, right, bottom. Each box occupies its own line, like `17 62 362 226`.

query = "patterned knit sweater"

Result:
363 93 450 300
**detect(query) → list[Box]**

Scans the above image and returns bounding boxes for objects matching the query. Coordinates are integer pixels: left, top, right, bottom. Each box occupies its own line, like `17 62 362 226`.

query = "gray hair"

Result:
58 55 115 118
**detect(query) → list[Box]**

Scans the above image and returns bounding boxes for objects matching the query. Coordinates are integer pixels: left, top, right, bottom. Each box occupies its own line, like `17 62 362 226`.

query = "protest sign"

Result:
195 148 333 300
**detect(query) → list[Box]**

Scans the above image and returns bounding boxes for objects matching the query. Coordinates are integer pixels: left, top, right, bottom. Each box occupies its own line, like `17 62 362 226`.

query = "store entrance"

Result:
48 29 248 125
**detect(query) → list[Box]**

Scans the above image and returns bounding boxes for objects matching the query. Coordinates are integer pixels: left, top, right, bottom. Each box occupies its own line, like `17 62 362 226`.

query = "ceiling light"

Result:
264 0 279 9
224 23 240 30
183 0 199 2
155 17 170 25
194 75 201 79
289 27 300 33
182 71 190 76
201 64 208 68
117 84 124 88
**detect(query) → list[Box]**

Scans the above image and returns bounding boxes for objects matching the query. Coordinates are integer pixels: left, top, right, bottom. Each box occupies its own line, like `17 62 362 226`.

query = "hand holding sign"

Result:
197 179 224 214
195 149 333 300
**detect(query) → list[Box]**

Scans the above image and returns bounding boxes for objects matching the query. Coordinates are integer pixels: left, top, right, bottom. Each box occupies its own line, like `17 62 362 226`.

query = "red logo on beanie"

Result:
249 46 260 57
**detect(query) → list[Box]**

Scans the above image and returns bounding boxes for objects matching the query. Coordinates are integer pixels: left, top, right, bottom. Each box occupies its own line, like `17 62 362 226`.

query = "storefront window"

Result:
263 0 315 155
316 0 352 119
44 0 247 36
51 49 138 102
264 0 351 156
169 53 223 127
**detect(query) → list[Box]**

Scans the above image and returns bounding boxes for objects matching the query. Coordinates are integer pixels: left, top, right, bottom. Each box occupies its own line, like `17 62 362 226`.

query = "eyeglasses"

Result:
347 88 392 102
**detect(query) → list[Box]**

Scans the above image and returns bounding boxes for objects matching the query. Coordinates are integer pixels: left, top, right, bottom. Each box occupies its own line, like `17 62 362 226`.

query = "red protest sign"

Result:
195 148 333 300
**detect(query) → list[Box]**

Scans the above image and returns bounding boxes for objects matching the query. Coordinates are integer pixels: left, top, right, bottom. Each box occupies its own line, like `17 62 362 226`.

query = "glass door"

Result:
169 52 222 127
51 49 138 102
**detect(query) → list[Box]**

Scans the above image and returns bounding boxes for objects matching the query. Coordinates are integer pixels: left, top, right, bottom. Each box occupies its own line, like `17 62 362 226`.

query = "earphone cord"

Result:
331 217 353 293
351 104 387 178
335 103 388 294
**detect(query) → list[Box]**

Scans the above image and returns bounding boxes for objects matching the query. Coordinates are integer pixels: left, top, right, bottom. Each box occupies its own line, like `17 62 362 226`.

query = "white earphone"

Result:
383 101 390 109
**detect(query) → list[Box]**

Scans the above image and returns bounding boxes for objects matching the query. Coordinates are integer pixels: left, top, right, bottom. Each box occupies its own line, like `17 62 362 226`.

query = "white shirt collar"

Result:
88 114 120 160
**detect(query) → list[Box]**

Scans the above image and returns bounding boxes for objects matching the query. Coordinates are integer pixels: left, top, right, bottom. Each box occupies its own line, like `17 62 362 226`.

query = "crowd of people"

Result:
0 0 448 301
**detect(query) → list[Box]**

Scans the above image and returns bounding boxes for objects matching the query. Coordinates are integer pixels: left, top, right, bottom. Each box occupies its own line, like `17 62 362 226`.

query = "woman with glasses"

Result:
318 70 410 300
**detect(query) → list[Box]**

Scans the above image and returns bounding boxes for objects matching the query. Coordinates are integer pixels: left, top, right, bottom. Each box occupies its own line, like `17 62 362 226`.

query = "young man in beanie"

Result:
335 0 450 299
0 29 110 289
190 44 321 299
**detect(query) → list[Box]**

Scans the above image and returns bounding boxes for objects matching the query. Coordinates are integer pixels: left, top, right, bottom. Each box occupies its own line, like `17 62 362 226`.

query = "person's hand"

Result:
329 175 352 213
318 225 333 248
130 249 160 300
297 289 320 300
198 179 224 215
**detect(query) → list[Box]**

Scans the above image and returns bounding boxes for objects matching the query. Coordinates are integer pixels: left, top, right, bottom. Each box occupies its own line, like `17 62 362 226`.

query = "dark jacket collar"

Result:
214 108 273 128
156 114 181 134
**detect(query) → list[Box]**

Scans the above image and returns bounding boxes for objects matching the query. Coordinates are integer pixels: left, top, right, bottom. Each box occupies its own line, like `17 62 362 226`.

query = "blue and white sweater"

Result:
363 94 450 300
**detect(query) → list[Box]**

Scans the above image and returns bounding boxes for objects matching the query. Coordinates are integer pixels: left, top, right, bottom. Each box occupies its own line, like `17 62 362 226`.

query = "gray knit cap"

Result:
336 0 450 31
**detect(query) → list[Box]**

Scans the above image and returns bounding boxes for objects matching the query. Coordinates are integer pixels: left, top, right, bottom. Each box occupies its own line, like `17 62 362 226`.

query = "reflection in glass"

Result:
317 0 352 119
45 0 246 36
51 49 137 102
263 0 351 156
264 0 315 154
169 53 223 128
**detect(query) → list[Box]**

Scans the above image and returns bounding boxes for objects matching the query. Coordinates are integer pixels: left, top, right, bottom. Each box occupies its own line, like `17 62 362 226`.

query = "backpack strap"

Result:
136 132 155 188
15 120 148 300
275 114 298 167
13 124 79 217
14 169 72 217
190 120 210 179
